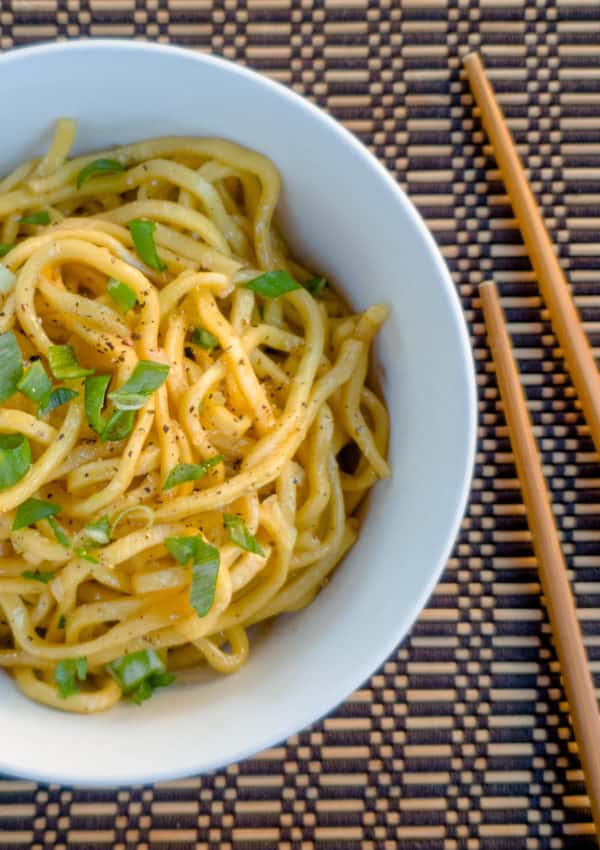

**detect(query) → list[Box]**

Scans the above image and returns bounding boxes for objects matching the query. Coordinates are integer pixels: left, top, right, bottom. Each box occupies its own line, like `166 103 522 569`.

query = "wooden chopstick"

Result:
480 280 600 836
464 51 600 460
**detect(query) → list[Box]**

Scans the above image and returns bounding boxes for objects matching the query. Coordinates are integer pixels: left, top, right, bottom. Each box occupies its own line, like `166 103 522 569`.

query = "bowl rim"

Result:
0 38 477 786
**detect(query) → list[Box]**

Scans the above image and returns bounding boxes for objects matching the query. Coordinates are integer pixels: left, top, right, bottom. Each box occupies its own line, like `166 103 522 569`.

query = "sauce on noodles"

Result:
0 119 390 712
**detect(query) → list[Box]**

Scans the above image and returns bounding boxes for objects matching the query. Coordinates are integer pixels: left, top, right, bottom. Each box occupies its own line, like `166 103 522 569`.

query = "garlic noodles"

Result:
0 119 390 713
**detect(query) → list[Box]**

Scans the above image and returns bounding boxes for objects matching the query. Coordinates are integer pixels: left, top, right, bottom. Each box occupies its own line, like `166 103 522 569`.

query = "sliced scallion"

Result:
165 534 220 618
54 657 87 698
48 345 94 380
38 387 78 418
108 361 169 411
0 434 31 490
12 497 60 530
19 211 51 226
48 516 70 547
223 513 265 556
162 455 223 491
243 270 300 298
189 327 218 351
17 360 52 407
84 374 111 434
107 278 137 314
76 158 125 190
21 570 55 584
83 516 111 546
128 219 166 272
304 276 327 296
107 649 174 703
0 331 23 404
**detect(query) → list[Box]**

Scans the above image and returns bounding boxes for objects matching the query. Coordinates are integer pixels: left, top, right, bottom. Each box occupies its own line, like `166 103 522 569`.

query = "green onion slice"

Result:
100 409 135 443
0 434 31 490
48 345 94 380
83 516 111 546
84 374 111 434
19 211 51 226
107 649 174 703
48 516 70 547
165 534 220 617
17 360 52 407
76 158 125 190
54 657 87 698
21 570 55 584
304 276 327 296
74 547 99 564
243 270 300 298
107 278 137 314
0 331 23 404
0 243 14 258
108 361 169 411
162 455 223 491
38 387 78 419
128 220 166 272
12 497 60 530
189 327 219 351
223 514 265 556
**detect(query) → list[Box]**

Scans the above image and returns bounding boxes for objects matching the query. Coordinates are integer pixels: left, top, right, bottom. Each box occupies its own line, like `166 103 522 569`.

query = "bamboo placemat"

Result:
1 2 600 848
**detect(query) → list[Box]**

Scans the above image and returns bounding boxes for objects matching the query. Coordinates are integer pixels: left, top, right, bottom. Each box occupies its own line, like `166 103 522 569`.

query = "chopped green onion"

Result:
108 649 174 703
108 361 169 411
0 243 13 258
84 374 111 434
243 270 300 298
0 331 23 404
0 263 16 294
48 516 70 547
12 497 60 530
19 211 51 226
21 570 55 584
38 387 78 418
190 553 220 617
17 360 52 407
165 534 220 617
100 409 135 443
189 327 219 351
304 276 327 296
107 278 137 314
76 158 125 190
165 535 200 566
0 434 31 490
128 220 166 272
74 547 99 564
54 657 87 698
48 345 94 380
57 614 66 629
162 455 223 491
223 514 265 556
131 671 175 704
83 516 111 546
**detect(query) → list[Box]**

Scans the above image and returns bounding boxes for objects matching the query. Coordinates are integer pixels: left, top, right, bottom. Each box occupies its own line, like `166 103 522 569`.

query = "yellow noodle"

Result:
0 121 389 713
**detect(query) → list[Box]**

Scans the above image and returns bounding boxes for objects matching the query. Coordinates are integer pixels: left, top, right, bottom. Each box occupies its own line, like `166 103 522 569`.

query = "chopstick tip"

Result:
479 280 496 292
462 50 481 68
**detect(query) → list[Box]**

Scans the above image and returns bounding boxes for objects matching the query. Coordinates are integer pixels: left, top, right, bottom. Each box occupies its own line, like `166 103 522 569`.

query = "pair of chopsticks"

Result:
463 53 600 836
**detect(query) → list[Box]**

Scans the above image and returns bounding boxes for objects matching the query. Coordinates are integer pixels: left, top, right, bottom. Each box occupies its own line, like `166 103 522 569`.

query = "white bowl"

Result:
0 40 476 786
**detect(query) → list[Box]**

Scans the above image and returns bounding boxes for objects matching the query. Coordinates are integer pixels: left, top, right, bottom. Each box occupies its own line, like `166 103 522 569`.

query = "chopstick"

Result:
480 280 600 836
463 51 600 459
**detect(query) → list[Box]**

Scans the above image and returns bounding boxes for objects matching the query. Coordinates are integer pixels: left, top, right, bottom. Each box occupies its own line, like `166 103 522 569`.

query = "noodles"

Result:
0 120 390 713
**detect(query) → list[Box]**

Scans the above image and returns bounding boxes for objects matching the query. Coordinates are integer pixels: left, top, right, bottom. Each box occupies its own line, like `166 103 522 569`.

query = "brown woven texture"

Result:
1 2 600 848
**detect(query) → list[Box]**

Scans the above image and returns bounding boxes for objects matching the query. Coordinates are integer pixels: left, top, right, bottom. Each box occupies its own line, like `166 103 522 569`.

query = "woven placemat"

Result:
2 2 600 848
